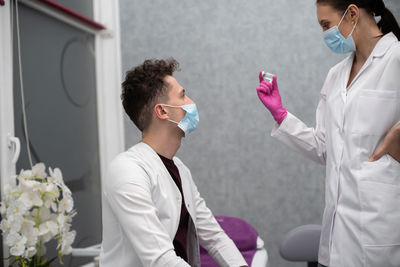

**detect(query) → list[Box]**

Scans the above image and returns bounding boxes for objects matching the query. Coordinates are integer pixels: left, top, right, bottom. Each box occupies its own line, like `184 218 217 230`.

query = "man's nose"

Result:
186 96 195 104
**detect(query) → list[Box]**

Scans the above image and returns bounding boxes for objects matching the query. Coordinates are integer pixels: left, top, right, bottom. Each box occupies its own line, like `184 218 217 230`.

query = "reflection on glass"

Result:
13 4 100 266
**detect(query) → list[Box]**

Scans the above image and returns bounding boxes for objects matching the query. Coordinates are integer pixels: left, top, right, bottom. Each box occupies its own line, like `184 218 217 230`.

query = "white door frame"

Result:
0 0 124 263
93 0 125 187
0 1 15 264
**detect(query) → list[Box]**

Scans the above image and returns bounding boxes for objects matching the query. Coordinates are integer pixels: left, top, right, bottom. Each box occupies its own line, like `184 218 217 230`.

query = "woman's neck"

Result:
354 23 383 63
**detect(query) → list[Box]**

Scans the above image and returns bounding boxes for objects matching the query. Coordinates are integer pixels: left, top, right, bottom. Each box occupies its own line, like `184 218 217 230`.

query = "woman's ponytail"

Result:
377 7 400 40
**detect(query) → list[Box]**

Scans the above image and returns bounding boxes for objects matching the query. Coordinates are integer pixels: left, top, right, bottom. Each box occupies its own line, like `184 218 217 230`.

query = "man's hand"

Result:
370 124 400 163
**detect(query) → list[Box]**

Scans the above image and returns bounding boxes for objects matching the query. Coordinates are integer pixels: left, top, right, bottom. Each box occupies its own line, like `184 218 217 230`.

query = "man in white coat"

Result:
100 58 248 267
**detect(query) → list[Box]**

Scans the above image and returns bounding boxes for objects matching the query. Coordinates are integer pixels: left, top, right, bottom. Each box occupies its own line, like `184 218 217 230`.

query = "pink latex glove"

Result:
257 71 287 124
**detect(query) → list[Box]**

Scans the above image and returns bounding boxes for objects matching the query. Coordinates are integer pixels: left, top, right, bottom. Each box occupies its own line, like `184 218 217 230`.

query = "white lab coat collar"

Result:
136 142 198 222
340 32 398 98
343 32 398 67
371 32 398 58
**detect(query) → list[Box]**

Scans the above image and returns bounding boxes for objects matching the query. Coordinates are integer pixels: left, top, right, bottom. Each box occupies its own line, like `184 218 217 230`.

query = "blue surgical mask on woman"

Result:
323 8 358 54
162 104 199 135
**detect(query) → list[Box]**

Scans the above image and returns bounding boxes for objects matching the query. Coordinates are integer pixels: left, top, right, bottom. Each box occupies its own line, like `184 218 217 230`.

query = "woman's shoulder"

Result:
388 41 400 60
321 55 352 88
329 55 352 75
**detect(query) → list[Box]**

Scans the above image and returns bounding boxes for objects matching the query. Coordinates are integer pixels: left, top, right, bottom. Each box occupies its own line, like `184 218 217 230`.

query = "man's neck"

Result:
141 128 182 159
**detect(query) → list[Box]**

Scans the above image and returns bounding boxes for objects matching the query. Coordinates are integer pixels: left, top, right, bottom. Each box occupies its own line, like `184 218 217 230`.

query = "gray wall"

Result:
119 1 400 267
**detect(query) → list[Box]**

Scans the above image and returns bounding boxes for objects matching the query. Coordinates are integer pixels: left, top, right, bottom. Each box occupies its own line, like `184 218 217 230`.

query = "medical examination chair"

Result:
200 216 268 267
279 224 321 267
72 216 268 267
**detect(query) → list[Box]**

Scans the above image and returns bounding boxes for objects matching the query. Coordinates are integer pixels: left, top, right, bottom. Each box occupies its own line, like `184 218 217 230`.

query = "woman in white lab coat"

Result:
256 1 400 266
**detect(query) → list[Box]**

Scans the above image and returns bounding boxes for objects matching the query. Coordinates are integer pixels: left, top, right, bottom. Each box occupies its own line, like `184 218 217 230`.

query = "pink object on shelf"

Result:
0 0 5 6
38 0 105 30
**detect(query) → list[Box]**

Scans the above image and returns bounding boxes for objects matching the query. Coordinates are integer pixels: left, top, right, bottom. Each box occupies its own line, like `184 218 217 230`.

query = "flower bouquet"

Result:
0 163 76 266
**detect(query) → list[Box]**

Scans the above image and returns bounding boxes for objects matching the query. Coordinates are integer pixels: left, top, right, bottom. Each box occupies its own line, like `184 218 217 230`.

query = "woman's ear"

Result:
348 4 359 22
154 104 169 120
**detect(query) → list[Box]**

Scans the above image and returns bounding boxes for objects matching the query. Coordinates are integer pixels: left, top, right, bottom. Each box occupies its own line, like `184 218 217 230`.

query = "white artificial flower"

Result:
57 212 75 231
43 195 55 209
62 184 71 197
25 230 39 247
32 163 47 178
0 163 76 263
0 218 15 234
20 218 39 247
6 200 28 218
39 221 58 242
19 191 43 210
18 177 42 191
0 202 6 215
0 219 10 233
43 183 59 195
59 197 73 213
19 169 33 179
51 202 58 213
23 246 37 258
6 232 23 246
38 207 51 223
60 230 76 255
61 223 71 235
42 184 59 209
10 242 26 257
1 215 23 235
48 167 64 186
6 232 27 256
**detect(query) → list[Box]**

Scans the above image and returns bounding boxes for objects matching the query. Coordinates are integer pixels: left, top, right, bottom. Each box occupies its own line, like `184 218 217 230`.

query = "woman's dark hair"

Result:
121 58 180 131
316 0 400 40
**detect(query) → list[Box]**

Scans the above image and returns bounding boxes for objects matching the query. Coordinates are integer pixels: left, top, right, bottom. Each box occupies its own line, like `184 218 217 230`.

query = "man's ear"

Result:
154 104 169 120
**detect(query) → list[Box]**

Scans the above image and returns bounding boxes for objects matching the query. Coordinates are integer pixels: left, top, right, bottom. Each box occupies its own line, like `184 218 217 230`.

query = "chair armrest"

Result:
279 224 321 262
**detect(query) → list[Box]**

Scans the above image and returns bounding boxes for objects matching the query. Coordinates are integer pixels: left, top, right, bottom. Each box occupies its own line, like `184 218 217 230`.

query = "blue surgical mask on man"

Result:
323 8 358 54
162 104 200 135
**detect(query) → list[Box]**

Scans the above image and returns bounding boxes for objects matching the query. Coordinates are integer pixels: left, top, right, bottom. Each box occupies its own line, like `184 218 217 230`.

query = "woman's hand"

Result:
256 72 287 124
370 124 400 163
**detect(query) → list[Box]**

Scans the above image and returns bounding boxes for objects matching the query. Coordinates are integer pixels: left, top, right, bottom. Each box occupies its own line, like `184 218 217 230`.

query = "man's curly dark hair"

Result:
121 58 180 131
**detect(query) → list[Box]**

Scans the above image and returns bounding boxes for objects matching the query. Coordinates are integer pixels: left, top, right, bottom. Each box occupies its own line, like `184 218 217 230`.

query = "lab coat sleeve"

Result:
105 180 191 267
192 183 248 267
271 90 327 165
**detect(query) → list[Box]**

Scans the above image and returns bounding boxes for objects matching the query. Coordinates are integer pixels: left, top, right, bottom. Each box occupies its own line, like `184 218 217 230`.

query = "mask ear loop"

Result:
338 7 358 39
160 104 180 124
348 20 358 37
337 8 349 28
168 119 179 124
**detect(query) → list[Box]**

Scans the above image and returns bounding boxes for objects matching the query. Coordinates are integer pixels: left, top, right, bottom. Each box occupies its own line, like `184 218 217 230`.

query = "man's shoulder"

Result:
104 143 154 191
